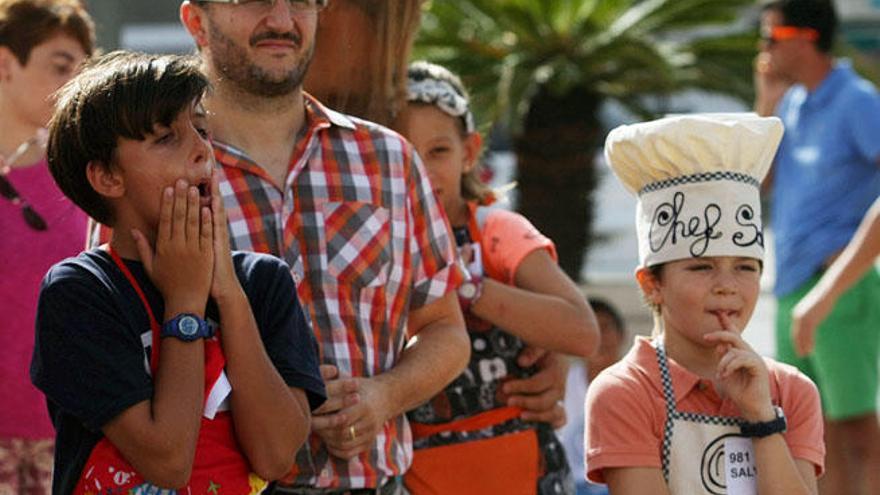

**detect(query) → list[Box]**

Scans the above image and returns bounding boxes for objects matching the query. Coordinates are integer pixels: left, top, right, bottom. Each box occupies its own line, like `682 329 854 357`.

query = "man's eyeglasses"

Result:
761 25 819 46
0 174 47 231
196 0 328 14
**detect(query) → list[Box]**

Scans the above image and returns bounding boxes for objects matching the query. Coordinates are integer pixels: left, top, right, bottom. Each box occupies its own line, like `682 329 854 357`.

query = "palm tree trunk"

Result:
514 85 603 282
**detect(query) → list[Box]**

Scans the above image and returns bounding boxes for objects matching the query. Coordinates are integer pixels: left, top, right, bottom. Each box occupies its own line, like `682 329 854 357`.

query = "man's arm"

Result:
791 195 880 356
753 53 792 193
754 52 792 117
311 291 469 459
383 290 470 412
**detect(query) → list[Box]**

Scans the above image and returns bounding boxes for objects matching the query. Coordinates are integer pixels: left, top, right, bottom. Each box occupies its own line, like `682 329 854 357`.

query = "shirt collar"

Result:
210 92 357 178
806 59 852 107
303 92 357 131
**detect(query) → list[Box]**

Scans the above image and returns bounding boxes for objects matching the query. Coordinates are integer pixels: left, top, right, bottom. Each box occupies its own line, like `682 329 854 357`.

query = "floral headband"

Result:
407 75 476 134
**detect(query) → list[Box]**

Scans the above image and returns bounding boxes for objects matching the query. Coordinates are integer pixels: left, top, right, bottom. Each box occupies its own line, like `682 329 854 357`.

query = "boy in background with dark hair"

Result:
755 0 880 493
31 50 325 495
559 298 627 495
0 2 94 494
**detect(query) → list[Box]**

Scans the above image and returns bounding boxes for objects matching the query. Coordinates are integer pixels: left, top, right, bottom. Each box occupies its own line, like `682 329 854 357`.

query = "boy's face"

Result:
591 311 623 375
2 34 87 129
648 256 761 346
186 1 319 97
111 107 214 235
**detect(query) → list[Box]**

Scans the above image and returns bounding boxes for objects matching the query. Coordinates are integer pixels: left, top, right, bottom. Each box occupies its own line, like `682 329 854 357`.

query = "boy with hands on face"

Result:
31 51 326 495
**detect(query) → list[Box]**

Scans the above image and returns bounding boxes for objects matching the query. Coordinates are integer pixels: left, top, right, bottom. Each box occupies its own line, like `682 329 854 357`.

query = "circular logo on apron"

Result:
700 433 737 495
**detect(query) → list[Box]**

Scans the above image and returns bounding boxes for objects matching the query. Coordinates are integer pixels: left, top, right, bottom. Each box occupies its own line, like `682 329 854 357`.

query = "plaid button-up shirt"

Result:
215 95 462 489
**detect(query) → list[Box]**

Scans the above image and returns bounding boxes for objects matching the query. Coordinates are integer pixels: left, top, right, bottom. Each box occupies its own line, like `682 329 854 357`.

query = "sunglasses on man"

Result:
761 25 819 46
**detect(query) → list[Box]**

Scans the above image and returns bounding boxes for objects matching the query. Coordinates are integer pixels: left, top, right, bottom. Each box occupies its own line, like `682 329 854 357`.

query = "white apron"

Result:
654 342 759 495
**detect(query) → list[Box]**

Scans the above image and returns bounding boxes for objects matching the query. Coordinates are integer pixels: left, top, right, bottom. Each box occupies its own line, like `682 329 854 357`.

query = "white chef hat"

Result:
604 113 783 268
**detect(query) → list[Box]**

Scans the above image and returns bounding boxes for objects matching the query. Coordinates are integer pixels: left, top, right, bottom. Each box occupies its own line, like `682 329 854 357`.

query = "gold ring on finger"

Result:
348 425 357 441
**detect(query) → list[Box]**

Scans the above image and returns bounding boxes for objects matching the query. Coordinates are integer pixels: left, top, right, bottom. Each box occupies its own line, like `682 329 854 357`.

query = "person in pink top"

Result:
585 114 825 494
0 2 94 494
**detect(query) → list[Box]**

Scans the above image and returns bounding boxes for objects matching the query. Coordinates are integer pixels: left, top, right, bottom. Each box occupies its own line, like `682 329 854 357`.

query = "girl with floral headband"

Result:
585 114 824 494
399 60 600 494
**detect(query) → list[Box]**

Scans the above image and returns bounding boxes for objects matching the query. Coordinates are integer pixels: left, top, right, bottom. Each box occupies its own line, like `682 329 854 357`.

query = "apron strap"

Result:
653 340 677 483
653 341 678 412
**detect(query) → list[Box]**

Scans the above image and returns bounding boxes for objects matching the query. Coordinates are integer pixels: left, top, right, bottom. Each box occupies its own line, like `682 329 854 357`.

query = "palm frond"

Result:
415 0 759 133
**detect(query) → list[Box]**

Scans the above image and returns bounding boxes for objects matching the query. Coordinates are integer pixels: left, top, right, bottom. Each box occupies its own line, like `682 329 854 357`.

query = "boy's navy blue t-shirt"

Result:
31 249 326 495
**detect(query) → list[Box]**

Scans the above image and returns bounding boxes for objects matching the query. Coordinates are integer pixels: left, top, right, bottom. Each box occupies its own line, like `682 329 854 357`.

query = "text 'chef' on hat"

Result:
604 113 784 268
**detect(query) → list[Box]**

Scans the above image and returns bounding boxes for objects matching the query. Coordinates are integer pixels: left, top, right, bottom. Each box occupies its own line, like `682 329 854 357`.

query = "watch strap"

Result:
161 313 213 341
740 406 787 438
458 274 483 313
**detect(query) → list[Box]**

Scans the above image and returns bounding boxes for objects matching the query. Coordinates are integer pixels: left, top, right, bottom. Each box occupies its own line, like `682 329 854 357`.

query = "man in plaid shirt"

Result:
179 1 471 493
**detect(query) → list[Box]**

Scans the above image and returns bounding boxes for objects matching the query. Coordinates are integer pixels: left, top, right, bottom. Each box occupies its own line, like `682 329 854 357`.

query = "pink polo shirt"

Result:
0 159 87 439
584 336 825 484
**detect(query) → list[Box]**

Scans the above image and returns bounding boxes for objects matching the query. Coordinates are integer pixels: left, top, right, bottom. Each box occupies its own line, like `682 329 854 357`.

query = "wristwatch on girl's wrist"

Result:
740 406 787 438
458 275 483 313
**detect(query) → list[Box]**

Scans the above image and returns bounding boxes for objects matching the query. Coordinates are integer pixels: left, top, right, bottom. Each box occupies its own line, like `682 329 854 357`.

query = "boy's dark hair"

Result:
587 297 625 333
47 51 210 225
0 0 95 65
762 0 837 53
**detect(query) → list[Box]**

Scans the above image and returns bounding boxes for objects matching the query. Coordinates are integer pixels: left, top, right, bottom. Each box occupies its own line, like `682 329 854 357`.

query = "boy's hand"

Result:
133 179 213 317
208 171 241 302
705 313 774 422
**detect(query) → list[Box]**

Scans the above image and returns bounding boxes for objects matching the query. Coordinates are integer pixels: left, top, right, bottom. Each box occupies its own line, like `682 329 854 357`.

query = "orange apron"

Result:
405 204 566 495
73 248 267 495
405 407 539 495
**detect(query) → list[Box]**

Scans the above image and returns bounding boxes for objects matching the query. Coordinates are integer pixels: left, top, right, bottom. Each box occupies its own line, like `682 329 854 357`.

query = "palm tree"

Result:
415 0 759 280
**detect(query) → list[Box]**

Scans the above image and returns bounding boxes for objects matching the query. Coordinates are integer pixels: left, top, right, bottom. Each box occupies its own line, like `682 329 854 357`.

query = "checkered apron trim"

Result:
653 341 747 492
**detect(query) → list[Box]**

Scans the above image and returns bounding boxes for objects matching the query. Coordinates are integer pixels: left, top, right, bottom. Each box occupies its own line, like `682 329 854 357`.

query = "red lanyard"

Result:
108 246 161 375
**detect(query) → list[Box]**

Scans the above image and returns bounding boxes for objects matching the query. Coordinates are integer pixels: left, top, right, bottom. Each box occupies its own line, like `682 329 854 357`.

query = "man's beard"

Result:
207 24 314 98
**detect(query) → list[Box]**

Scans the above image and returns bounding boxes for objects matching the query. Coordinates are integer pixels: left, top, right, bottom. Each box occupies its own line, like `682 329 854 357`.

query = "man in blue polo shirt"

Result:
755 1 880 493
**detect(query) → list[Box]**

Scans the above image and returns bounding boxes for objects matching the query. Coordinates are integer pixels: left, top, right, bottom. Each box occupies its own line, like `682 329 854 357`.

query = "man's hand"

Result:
312 365 392 460
502 347 568 428
791 287 834 357
754 52 793 116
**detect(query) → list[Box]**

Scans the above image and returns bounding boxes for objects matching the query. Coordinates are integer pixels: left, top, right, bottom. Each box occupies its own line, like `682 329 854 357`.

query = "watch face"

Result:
459 281 477 299
178 316 200 337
